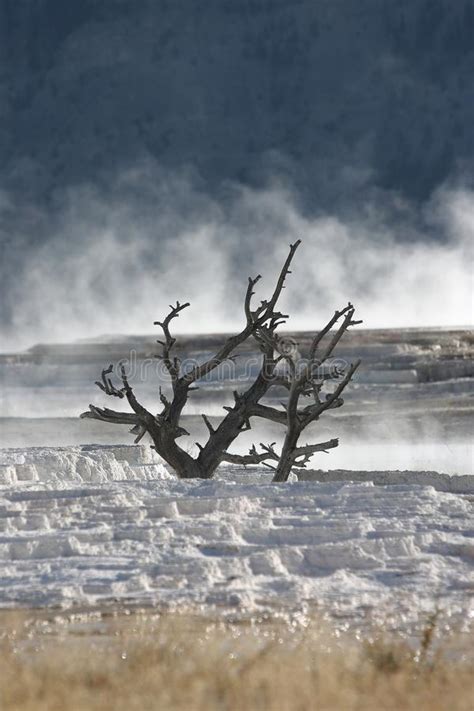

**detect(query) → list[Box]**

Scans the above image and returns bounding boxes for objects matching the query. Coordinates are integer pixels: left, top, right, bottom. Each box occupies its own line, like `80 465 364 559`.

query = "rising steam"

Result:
1 162 472 351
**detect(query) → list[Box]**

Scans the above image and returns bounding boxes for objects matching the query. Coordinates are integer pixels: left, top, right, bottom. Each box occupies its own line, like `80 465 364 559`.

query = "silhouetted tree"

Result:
81 242 361 480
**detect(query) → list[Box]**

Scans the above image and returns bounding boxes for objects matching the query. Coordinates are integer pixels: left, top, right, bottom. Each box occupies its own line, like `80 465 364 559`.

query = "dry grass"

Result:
0 608 473 711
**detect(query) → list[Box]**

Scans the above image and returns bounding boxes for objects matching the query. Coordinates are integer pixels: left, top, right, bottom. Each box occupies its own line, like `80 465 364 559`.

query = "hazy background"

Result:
0 0 473 349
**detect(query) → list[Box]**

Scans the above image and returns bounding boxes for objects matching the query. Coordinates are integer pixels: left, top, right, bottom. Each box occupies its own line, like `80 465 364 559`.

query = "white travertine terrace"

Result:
0 445 472 630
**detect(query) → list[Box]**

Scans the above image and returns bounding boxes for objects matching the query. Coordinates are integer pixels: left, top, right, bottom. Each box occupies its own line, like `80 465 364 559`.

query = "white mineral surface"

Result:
0 445 472 631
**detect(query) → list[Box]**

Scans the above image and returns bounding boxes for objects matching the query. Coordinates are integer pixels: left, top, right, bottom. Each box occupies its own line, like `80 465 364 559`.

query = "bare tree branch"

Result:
308 304 354 361
271 301 361 483
201 413 215 434
222 442 279 466
254 240 301 319
116 363 156 426
83 240 361 481
312 306 363 367
95 364 126 398
154 301 190 387
186 241 301 384
248 402 287 425
245 274 262 324
80 404 139 425
303 360 361 425
291 438 339 468
129 423 148 444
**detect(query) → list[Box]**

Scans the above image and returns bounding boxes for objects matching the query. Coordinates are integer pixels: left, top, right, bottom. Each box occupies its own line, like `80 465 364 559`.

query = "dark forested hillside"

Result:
0 1 472 344
0 0 472 204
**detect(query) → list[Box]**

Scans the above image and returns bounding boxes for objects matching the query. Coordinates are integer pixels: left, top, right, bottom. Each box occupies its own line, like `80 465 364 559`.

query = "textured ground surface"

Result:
0 445 472 631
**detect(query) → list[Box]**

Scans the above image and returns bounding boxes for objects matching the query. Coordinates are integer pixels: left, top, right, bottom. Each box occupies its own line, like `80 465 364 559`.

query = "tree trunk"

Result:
272 375 300 482
197 370 274 476
150 431 207 479
272 429 299 482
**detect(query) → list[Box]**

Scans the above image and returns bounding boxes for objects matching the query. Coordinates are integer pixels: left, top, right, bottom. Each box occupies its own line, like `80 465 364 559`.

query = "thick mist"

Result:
1 163 472 351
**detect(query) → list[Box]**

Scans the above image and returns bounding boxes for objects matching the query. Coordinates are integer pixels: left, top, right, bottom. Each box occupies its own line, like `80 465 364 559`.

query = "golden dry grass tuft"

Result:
0 609 473 711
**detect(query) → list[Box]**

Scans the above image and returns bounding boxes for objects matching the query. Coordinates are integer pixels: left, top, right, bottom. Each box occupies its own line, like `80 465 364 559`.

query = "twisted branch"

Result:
82 240 361 482
291 438 339 468
186 241 301 384
309 303 362 366
95 364 125 398
222 442 279 466
154 301 190 387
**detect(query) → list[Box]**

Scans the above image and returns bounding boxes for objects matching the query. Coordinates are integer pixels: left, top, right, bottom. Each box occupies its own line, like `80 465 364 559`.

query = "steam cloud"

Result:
1 162 472 351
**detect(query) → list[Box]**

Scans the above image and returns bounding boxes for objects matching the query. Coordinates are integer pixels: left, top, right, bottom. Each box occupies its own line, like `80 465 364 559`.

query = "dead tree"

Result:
82 242 302 479
81 242 361 480
232 305 362 481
